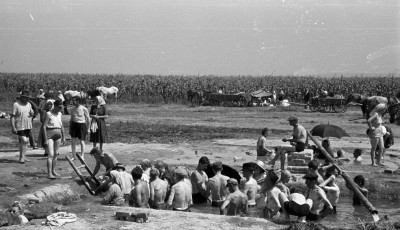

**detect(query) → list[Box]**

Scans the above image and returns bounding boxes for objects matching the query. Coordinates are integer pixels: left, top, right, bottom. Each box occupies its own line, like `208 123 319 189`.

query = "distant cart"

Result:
308 95 347 113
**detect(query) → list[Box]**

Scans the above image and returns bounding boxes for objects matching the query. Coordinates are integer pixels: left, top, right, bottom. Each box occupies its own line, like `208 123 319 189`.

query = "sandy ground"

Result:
1 104 400 229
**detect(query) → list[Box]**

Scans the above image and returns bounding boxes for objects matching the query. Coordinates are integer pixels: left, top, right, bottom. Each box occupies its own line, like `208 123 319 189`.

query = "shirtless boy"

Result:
191 156 209 204
149 168 168 210
167 167 193 211
304 172 333 221
129 166 150 208
220 178 248 216
240 163 258 208
263 170 282 219
206 161 230 207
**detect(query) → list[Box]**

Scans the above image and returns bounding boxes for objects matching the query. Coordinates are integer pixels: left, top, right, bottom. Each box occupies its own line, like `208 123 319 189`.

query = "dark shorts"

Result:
306 212 320 221
69 121 87 140
17 129 31 138
211 200 224 207
192 193 207 204
295 142 306 152
46 129 62 141
284 201 310 217
152 203 167 210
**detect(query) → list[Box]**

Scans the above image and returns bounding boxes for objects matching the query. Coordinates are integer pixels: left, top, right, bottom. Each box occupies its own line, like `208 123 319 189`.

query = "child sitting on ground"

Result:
8 201 29 226
335 149 351 163
353 149 363 164
263 170 282 219
346 175 368 205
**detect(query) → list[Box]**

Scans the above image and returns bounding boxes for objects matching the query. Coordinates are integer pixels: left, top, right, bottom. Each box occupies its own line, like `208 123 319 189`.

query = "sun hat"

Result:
113 163 126 171
175 167 188 176
19 90 33 98
255 160 266 172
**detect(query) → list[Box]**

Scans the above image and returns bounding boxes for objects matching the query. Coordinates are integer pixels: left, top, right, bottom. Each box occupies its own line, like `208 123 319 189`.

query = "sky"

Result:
0 0 399 76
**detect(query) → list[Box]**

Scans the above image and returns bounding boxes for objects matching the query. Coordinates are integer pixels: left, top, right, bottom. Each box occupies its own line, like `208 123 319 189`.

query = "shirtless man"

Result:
277 169 291 197
206 161 230 207
304 172 333 221
269 116 307 170
129 166 150 208
191 156 209 204
149 168 168 210
167 167 193 212
319 167 340 214
307 160 324 185
89 147 118 179
257 127 273 157
239 163 258 208
220 178 248 216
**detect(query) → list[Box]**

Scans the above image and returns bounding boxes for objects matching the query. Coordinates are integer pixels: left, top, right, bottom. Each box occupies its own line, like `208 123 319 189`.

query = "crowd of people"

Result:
8 89 391 224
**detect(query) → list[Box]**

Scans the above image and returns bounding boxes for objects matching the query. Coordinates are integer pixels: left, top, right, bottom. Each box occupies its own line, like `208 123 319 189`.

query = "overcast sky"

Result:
0 0 399 76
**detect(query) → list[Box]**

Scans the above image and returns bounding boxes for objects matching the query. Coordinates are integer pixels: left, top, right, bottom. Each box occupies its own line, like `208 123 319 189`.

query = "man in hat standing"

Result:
240 163 258 208
220 178 248 216
191 156 210 204
206 161 230 207
10 90 38 163
167 167 193 211
268 115 307 170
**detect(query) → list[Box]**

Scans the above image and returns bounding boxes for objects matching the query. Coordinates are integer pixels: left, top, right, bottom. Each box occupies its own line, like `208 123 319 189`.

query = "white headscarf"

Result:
96 96 106 106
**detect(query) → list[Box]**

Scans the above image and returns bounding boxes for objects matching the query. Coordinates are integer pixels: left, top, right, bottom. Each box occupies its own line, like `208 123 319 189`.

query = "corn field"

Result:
1 73 399 104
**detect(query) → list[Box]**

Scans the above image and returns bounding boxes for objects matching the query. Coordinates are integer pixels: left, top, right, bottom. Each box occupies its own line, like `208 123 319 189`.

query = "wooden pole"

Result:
75 153 101 186
65 156 95 195
307 131 379 221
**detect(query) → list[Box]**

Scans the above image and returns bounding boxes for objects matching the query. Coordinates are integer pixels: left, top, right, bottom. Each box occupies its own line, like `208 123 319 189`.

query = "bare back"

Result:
150 178 168 205
130 180 150 208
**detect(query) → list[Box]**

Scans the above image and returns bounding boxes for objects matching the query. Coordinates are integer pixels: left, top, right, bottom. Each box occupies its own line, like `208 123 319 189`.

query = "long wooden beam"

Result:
307 131 379 222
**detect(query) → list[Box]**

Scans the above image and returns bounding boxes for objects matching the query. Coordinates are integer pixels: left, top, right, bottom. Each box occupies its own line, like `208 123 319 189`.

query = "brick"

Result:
384 169 395 174
290 159 307 166
28 197 43 203
287 166 308 174
116 212 130 221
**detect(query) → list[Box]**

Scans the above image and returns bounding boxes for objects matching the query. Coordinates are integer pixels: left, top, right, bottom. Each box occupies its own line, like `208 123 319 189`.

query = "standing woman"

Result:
42 100 65 179
367 103 386 167
90 96 108 151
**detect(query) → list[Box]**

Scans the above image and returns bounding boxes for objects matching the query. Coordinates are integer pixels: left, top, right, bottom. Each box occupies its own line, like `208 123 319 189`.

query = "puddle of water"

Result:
190 196 400 228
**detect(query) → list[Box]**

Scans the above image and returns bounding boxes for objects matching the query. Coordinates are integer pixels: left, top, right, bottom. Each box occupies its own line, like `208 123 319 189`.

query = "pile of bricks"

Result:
115 212 149 223
287 149 313 174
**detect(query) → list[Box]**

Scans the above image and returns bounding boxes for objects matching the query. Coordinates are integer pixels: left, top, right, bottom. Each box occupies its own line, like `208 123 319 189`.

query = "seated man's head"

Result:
322 139 330 149
261 127 271 137
131 166 143 180
353 149 362 158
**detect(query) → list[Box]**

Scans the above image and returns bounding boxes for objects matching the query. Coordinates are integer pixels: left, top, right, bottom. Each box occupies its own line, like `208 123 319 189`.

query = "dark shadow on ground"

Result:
12 171 47 178
0 159 20 164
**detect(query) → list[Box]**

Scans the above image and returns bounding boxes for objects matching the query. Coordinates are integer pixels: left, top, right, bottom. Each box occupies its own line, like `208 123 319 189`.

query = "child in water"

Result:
346 175 368 205
353 149 363 164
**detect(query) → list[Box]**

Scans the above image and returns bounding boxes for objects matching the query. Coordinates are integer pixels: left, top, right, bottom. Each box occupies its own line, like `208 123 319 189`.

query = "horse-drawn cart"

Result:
309 95 347 113
207 93 250 107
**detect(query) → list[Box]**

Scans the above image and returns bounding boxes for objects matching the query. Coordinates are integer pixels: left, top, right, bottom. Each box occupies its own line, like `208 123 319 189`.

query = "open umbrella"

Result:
310 124 350 139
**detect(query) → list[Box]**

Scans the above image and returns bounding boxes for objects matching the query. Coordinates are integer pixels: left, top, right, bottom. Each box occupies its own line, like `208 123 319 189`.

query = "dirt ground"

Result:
0 103 400 229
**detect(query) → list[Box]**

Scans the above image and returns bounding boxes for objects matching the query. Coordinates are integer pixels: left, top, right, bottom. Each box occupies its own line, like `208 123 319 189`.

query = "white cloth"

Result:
90 119 98 132
46 212 77 226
